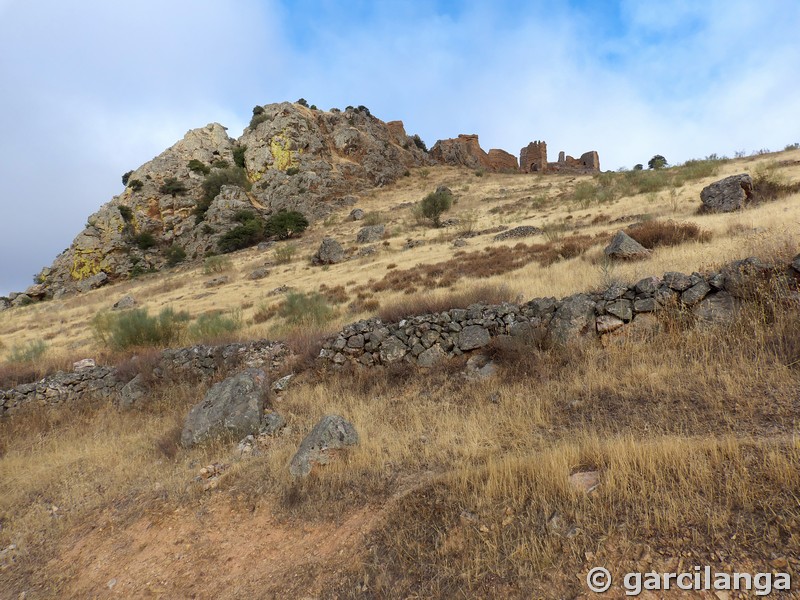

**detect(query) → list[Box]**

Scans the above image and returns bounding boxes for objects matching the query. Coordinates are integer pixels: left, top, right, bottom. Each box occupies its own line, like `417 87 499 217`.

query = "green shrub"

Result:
164 244 187 266
188 310 241 340
7 340 47 363
92 307 190 350
218 219 264 253
411 134 427 152
297 98 309 107
279 292 333 326
188 159 210 175
118 206 133 222
122 170 133 186
128 179 144 192
203 255 233 274
211 159 230 169
273 243 297 264
285 166 300 176
249 112 268 129
264 210 309 240
196 166 251 221
648 155 668 170
159 177 188 197
133 232 157 250
420 189 453 227
233 145 247 169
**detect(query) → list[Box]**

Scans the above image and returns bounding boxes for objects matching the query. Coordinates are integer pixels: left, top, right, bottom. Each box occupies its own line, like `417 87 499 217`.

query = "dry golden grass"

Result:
2 150 800 596
2 270 800 595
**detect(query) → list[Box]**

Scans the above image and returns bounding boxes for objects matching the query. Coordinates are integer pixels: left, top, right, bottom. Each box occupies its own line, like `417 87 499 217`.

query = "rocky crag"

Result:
33 103 430 298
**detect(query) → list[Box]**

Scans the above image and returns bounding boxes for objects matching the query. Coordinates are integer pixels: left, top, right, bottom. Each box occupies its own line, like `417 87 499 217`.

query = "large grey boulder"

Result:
604 231 650 260
356 224 385 244
181 368 268 448
313 237 345 265
548 294 596 345
289 414 359 478
700 174 753 213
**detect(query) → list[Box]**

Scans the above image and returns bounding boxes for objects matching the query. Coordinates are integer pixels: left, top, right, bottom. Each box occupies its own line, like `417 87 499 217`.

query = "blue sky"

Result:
0 0 798 296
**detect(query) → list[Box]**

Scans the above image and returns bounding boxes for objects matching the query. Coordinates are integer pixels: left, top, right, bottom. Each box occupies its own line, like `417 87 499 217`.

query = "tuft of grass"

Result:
91 307 190 350
188 310 242 342
203 255 233 274
377 284 515 322
279 292 335 327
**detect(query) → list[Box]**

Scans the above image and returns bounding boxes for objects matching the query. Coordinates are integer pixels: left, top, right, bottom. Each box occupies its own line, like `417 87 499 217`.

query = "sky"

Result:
0 0 798 296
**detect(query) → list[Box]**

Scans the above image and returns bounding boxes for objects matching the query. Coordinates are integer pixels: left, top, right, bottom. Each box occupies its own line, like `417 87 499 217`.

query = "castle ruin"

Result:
520 141 599 174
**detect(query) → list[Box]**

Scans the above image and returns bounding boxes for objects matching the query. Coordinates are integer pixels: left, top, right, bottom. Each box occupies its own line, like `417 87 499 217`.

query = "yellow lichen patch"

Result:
270 136 298 171
70 250 103 281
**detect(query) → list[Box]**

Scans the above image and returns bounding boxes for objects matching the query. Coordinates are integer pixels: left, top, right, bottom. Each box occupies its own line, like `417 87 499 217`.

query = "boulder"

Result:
76 272 109 293
10 294 32 308
247 267 270 280
180 368 268 448
604 231 650 260
313 237 345 265
548 294 596 345
289 414 359 478
261 411 287 436
348 208 365 221
112 295 137 310
119 373 149 411
356 225 385 244
700 174 753 213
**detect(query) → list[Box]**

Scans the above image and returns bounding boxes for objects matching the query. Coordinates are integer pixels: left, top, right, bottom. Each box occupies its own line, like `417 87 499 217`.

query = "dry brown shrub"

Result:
625 219 711 249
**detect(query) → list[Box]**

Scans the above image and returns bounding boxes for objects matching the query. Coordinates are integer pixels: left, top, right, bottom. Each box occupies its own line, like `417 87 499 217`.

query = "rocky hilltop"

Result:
34 103 430 298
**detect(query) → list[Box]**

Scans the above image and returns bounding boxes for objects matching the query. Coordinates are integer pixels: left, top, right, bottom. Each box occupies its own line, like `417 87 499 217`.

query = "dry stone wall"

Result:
318 257 791 368
1 340 287 417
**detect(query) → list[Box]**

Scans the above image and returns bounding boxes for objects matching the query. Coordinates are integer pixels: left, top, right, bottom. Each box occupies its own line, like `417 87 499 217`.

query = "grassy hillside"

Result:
1 150 800 598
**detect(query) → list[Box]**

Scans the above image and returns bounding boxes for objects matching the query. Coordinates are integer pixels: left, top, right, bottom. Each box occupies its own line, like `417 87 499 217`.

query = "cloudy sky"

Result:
1 0 798 296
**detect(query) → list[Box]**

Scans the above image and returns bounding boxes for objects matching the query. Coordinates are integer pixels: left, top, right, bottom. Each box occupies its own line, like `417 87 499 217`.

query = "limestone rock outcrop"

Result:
35 103 430 298
430 134 518 172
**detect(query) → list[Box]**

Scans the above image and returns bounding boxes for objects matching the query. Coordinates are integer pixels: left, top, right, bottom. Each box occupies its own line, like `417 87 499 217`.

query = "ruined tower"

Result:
520 141 547 173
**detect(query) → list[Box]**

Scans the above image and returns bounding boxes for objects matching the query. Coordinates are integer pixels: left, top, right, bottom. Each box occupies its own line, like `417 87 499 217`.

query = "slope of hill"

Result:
1 143 800 598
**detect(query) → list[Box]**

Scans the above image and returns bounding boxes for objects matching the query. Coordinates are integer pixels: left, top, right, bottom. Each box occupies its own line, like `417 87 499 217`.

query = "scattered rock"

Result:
493 225 542 241
464 354 498 380
247 267 270 280
271 373 294 392
205 275 230 288
356 224 385 244
453 238 467 247
569 470 600 493
700 174 753 213
73 358 96 372
604 231 651 260
257 241 274 251
181 368 268 448
403 239 425 250
289 414 359 478
112 295 137 310
313 237 345 265
348 208 365 221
